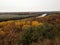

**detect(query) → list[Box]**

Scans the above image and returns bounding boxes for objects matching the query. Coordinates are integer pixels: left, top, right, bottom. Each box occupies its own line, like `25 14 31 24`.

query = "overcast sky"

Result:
0 0 60 12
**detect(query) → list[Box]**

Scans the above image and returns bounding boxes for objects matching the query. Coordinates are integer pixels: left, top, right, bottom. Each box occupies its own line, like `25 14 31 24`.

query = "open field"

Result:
0 13 60 45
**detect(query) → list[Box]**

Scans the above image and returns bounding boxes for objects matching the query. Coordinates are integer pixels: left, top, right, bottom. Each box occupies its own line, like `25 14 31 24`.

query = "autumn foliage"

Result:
0 14 60 45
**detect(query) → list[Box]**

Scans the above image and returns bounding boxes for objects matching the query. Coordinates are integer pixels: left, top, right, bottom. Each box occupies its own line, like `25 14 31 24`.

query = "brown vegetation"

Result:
0 14 60 45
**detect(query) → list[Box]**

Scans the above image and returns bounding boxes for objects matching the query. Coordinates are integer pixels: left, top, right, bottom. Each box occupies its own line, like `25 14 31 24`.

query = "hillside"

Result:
0 13 60 45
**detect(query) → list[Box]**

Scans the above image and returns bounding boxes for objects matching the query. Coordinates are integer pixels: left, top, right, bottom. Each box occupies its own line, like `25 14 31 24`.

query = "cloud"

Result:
0 0 60 12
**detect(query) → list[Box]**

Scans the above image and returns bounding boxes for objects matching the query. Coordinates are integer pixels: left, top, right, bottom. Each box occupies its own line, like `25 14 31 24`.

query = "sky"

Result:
0 0 60 12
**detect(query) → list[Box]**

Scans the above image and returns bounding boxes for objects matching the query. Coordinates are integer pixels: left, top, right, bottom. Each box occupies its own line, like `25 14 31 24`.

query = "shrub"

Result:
18 25 33 45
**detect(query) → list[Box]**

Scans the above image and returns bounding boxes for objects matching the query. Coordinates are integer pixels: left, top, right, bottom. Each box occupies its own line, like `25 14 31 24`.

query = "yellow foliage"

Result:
22 25 31 30
38 22 44 26
32 21 43 26
26 21 31 25
7 20 14 24
21 21 26 25
32 21 39 26
0 20 15 27
15 21 21 26
0 22 7 26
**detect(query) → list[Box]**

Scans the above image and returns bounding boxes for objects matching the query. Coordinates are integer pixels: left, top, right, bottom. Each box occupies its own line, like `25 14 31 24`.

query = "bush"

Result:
18 25 33 45
18 23 53 45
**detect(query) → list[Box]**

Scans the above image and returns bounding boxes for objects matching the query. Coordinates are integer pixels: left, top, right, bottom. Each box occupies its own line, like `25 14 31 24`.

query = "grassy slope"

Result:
0 13 60 45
